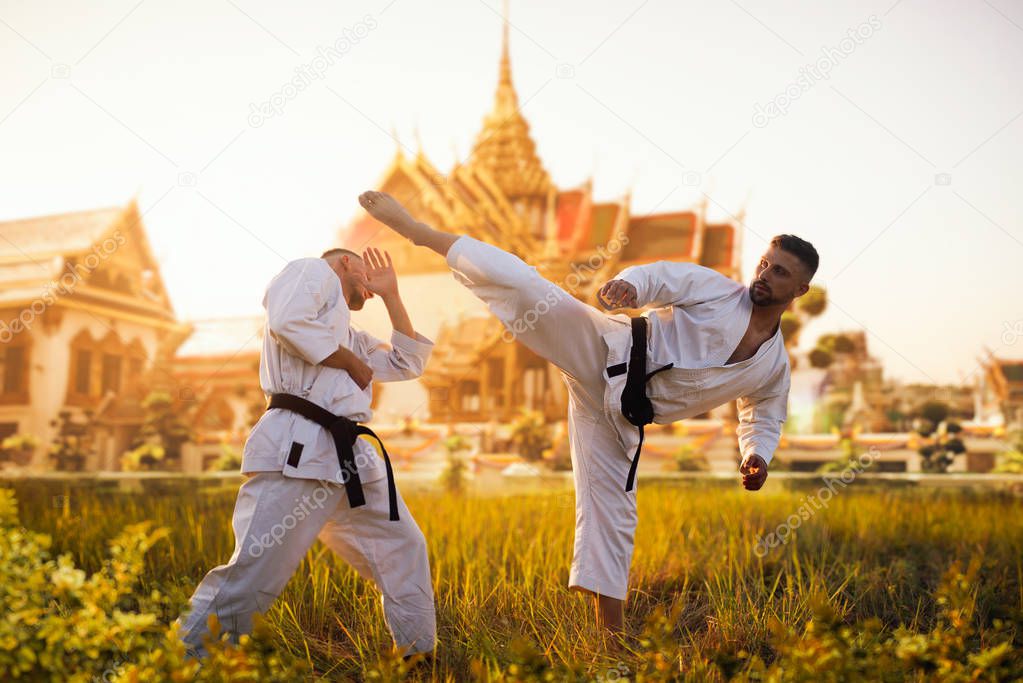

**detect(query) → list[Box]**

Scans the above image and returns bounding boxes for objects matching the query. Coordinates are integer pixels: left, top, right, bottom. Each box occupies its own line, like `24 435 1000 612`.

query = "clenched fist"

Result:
598 279 638 309
739 454 769 491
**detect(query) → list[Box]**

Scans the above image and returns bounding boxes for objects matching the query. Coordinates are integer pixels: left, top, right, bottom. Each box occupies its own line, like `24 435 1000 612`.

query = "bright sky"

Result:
1 0 1021 385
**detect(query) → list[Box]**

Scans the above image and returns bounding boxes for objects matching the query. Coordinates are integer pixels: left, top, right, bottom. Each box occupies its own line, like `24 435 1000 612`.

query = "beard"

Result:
749 282 773 306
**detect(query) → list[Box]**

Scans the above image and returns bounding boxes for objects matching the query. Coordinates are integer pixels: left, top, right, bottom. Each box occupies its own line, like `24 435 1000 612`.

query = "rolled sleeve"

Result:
355 329 434 382
735 390 788 467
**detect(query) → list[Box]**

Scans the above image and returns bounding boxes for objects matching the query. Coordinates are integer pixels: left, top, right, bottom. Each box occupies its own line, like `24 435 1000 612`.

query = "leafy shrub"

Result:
209 443 242 472
673 443 708 472
0 487 309 681
509 410 551 462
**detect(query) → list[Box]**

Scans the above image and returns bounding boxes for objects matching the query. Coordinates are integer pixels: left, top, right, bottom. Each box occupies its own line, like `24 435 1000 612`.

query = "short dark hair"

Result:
320 247 361 261
770 234 818 280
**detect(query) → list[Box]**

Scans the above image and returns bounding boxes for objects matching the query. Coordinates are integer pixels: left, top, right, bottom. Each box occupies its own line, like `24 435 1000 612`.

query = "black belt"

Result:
609 317 673 492
267 393 400 521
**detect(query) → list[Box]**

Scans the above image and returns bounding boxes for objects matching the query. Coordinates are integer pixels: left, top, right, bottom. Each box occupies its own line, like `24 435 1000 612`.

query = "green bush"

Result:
0 487 309 681
673 443 708 472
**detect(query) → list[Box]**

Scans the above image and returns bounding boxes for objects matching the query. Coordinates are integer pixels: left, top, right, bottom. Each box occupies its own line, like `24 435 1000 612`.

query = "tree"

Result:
673 443 708 472
780 311 803 343
832 334 855 354
919 400 949 427
912 405 964 473
49 410 96 472
509 410 551 462
809 347 834 369
783 285 828 350
780 284 830 375
123 391 193 471
441 433 471 494
808 332 856 371
797 284 827 317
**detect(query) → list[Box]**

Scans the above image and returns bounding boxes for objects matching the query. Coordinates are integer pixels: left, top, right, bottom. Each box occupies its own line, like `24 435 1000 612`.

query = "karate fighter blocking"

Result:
177 247 437 657
358 190 818 633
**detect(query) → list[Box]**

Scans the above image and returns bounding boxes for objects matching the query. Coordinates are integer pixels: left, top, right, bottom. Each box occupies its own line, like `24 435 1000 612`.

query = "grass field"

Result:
4 477 1023 681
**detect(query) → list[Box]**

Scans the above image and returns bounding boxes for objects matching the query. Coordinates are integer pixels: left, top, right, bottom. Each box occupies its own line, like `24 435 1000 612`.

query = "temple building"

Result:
337 19 743 424
0 201 192 469
170 316 265 468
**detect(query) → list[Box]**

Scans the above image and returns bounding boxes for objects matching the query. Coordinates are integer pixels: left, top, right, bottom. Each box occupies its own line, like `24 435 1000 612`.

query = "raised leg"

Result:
359 191 619 384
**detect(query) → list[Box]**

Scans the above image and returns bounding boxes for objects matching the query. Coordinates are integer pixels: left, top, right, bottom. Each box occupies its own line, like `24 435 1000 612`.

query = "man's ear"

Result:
795 282 810 298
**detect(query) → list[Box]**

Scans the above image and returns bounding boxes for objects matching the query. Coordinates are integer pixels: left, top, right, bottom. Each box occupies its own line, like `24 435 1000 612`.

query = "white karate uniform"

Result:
179 258 437 656
445 236 790 600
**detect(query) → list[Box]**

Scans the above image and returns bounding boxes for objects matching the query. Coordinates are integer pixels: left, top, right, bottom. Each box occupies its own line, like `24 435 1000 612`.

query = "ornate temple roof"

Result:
463 15 551 202
420 314 505 384
0 206 124 263
0 200 181 324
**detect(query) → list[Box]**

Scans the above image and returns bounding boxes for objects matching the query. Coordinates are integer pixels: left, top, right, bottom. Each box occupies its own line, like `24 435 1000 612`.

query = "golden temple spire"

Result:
497 0 515 112
466 0 551 202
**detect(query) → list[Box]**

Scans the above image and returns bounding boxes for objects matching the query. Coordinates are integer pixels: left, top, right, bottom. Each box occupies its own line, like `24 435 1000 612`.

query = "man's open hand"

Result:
363 247 399 299
739 454 769 491
598 279 638 309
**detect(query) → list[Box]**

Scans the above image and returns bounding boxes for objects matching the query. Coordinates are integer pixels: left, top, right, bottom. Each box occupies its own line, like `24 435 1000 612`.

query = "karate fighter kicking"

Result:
178 246 437 657
357 190 818 635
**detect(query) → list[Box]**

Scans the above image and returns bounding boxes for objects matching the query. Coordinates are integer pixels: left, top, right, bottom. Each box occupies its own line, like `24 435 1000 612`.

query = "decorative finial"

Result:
501 0 511 84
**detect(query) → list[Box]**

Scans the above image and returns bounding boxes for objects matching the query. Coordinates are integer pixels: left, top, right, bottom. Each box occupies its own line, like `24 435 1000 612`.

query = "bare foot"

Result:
358 191 419 233
358 190 460 256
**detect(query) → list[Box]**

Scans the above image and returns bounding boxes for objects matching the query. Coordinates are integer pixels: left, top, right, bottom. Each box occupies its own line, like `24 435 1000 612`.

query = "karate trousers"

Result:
446 235 637 601
176 471 436 656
